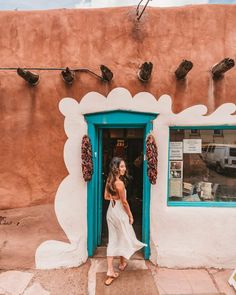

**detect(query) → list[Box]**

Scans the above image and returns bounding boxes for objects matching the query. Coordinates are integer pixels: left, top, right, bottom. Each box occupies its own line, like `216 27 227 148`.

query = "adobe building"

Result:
0 4 236 270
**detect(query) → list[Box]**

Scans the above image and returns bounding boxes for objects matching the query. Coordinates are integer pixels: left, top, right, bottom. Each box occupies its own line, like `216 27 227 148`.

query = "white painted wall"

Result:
35 87 236 269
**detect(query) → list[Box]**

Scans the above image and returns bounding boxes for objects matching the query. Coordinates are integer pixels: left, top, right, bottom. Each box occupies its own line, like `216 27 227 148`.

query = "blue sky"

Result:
0 0 235 10
0 0 86 10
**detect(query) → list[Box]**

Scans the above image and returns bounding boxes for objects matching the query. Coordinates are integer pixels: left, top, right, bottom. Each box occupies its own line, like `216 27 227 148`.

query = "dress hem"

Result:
107 244 147 260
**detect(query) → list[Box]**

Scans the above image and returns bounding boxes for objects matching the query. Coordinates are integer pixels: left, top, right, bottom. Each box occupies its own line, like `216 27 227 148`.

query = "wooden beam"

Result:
175 60 193 80
17 68 39 85
61 67 75 84
212 58 235 80
100 65 113 82
138 62 153 82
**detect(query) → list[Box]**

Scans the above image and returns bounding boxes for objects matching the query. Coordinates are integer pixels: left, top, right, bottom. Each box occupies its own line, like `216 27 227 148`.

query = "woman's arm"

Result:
104 184 111 200
115 181 134 224
104 190 111 200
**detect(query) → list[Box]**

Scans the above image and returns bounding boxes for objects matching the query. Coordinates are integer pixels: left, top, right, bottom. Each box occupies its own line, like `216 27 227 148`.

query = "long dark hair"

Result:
106 157 129 196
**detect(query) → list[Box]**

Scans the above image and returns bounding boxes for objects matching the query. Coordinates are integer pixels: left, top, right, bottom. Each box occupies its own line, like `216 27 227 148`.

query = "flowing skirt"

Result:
106 200 147 259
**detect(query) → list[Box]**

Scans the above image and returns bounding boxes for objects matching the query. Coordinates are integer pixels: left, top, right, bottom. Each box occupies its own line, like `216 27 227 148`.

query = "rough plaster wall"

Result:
1 5 236 208
35 88 236 269
1 5 236 269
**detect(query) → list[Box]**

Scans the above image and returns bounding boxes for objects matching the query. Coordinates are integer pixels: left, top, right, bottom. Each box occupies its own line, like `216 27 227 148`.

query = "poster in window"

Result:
170 142 183 160
183 139 202 154
170 160 182 170
170 179 183 197
170 160 183 179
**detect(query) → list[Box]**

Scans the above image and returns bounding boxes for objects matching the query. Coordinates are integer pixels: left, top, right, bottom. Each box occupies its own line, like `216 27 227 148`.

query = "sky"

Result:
0 0 235 10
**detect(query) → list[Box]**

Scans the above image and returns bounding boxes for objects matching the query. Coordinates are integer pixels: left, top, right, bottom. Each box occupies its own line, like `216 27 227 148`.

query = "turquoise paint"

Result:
168 126 236 208
167 128 171 207
94 126 99 249
170 126 236 130
142 122 153 259
84 110 158 258
99 124 144 129
87 123 96 256
97 129 103 245
168 201 236 207
84 110 157 125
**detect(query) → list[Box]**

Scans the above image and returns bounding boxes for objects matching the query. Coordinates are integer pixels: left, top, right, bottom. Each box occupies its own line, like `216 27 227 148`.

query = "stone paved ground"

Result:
88 258 235 295
0 261 90 295
96 269 159 295
0 259 235 295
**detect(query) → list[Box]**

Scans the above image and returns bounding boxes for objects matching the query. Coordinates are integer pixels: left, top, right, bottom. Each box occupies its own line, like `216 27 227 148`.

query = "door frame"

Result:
84 110 158 259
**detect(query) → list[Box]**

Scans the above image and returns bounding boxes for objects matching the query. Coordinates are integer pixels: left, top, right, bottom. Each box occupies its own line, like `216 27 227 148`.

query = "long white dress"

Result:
106 190 147 259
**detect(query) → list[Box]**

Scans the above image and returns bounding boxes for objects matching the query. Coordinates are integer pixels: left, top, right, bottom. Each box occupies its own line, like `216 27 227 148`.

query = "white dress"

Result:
106 190 147 259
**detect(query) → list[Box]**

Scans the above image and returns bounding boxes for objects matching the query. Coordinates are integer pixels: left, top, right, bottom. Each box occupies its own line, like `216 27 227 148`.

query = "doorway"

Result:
100 128 144 246
84 110 158 259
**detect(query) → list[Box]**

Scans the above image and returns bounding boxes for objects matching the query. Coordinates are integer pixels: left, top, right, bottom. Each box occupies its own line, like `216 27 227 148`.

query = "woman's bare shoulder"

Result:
114 180 125 190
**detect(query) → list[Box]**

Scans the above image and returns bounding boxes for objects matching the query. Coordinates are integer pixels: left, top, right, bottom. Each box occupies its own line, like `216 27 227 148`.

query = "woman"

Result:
104 157 146 286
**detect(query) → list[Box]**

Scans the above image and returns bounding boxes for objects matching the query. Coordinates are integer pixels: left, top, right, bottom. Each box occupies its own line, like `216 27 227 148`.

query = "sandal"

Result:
104 272 119 286
118 262 128 271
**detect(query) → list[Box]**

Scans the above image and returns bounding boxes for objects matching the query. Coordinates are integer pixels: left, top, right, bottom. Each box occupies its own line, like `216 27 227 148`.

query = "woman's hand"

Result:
129 216 134 225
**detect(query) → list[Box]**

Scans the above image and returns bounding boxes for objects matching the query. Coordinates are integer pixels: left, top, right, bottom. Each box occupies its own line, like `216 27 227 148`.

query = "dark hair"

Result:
106 157 129 196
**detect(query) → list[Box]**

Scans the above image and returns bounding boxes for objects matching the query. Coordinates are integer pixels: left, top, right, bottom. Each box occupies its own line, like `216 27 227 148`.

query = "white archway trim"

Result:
35 87 236 269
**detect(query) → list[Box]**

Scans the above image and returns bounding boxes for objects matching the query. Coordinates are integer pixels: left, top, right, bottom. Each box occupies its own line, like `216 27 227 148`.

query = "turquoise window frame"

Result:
168 125 236 208
84 110 158 259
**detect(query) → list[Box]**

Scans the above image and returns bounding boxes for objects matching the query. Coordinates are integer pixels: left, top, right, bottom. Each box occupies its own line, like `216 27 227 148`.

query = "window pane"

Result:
169 128 236 204
213 129 223 136
190 129 199 134
230 148 236 157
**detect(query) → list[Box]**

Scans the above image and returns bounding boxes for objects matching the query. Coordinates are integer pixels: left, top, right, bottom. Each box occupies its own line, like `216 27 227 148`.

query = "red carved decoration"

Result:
81 135 93 181
146 134 158 184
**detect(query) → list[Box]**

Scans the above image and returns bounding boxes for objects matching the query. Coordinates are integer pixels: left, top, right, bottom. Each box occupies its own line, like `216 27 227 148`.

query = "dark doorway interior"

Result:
101 128 144 246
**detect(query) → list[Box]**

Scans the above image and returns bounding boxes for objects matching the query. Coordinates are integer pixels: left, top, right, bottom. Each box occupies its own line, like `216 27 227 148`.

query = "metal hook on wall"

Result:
136 0 152 21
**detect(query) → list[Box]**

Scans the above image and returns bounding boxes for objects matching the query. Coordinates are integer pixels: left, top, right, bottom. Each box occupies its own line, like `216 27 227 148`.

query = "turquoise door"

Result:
142 121 153 258
97 128 103 246
84 110 158 259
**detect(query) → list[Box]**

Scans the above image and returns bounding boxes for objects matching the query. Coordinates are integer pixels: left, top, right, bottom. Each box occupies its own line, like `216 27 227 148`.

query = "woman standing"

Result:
104 157 146 286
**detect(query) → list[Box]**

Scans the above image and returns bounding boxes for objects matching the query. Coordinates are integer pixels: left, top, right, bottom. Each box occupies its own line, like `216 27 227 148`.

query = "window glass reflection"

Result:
169 128 236 203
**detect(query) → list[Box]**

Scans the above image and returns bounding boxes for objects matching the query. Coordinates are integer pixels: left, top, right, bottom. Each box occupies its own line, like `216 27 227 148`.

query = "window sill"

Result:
167 201 236 208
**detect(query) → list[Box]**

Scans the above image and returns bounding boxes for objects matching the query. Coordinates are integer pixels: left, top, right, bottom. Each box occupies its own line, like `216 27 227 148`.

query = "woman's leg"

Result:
119 256 125 267
107 256 115 276
119 256 127 270
105 256 119 285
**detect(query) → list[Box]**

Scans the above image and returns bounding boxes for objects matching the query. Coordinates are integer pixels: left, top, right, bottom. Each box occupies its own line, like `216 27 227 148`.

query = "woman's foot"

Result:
118 262 128 271
104 272 119 286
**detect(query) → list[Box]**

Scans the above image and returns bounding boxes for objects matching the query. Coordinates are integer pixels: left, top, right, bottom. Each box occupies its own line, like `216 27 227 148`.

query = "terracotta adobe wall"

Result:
1 5 236 209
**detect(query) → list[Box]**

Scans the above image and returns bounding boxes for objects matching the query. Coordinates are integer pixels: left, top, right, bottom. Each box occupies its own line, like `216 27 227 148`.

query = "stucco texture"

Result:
1 5 236 209
1 5 236 269
31 88 236 270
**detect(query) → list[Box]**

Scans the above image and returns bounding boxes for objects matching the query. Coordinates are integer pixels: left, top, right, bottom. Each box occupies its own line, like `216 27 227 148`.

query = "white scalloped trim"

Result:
35 87 236 269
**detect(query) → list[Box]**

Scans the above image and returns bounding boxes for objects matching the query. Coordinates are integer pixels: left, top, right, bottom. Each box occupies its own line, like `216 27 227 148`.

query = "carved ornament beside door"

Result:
81 135 93 181
146 134 158 184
